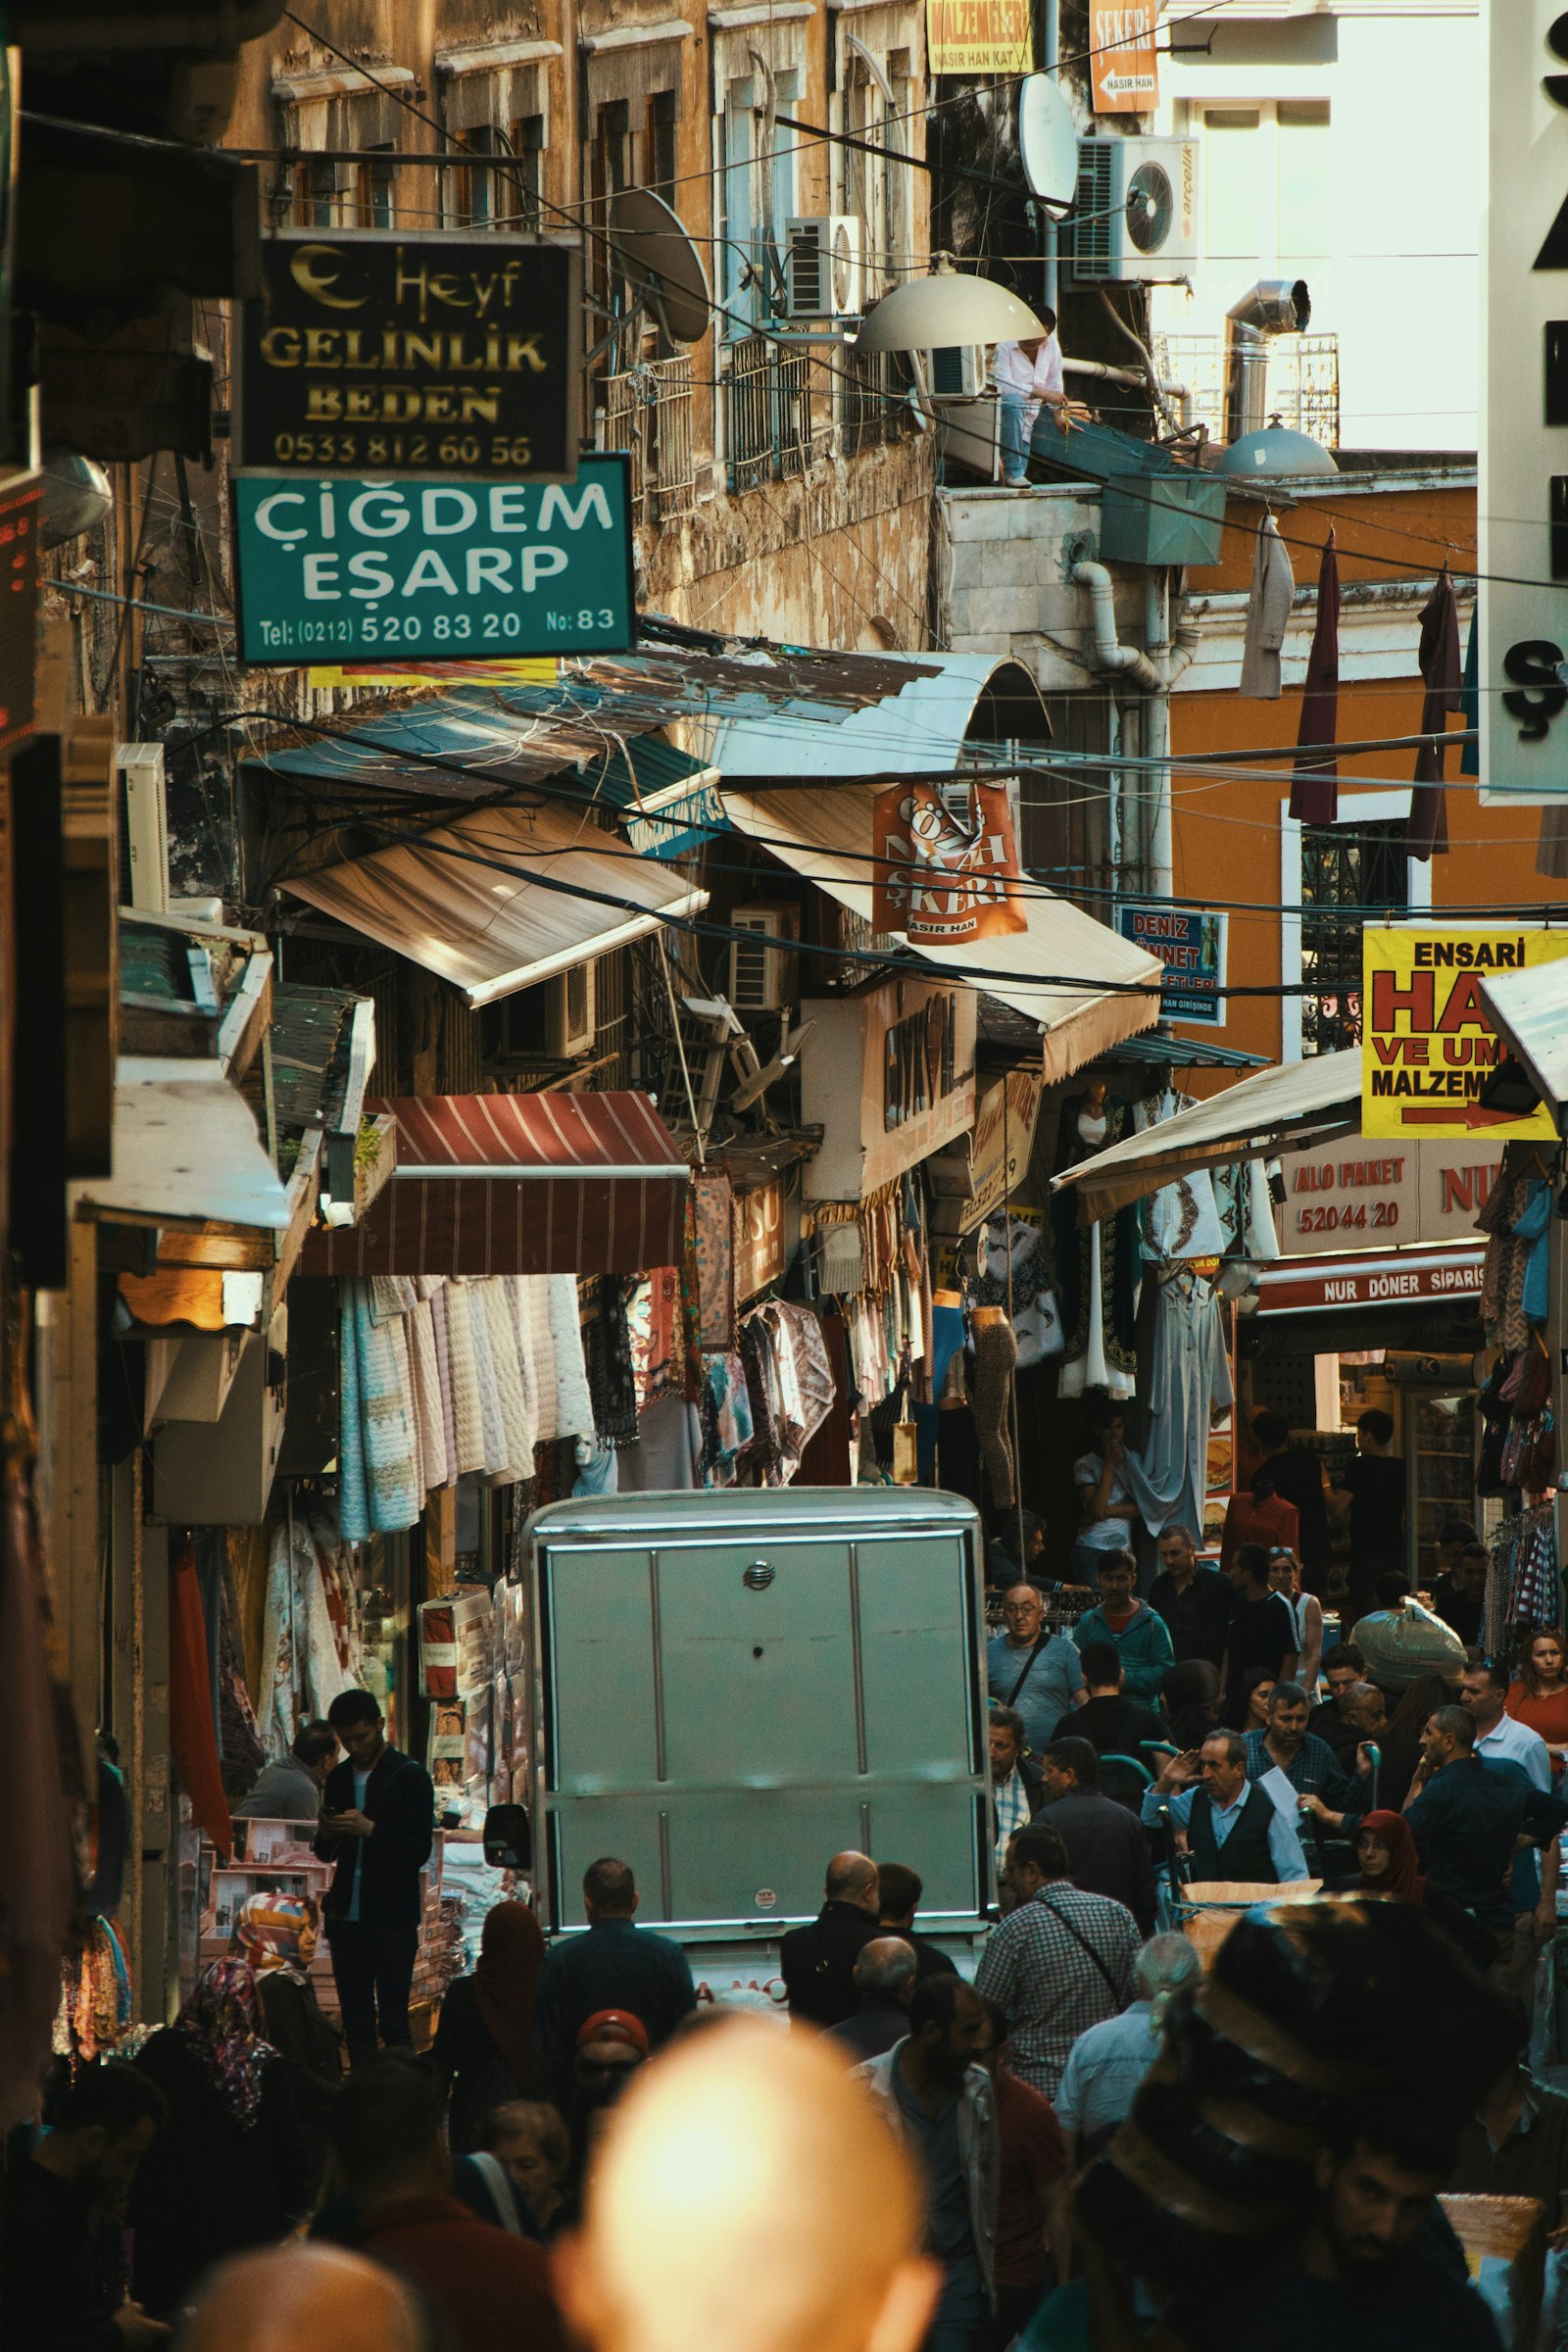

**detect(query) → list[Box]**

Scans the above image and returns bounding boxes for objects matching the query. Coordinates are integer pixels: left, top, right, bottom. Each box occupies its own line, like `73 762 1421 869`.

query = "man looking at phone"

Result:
315 1690 435 2064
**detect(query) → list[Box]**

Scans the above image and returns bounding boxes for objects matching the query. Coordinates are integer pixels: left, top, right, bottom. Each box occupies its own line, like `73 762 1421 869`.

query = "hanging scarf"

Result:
176 1956 276 2128
236 1891 316 1987
1407 563 1460 859
1355 1810 1424 1906
474 1900 545 2094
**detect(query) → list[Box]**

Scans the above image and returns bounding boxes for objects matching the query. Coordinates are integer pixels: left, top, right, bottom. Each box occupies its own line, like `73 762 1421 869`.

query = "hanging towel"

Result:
408 1296 449 1493
350 1279 421 1532
507 1279 542 1456
1239 513 1294 699
483 1279 535 1475
445 1283 485 1476
547 1274 595 1440
1407 564 1460 860
465 1278 508 1472
429 1284 459 1488
522 1277 559 1442
1291 530 1341 824
338 1292 371 1544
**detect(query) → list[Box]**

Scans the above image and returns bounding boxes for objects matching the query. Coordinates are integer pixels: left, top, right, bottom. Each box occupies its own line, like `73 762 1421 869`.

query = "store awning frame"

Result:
723 782 1163 1082
1051 1048 1363 1220
279 800 709 1007
72 1061 294 1268
298 1090 689 1278
1479 958 1568 1129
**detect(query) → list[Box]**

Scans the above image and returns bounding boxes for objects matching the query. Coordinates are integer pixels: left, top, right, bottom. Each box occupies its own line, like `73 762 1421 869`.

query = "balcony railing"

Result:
723 333 830 491
1152 330 1341 450
602 354 696 523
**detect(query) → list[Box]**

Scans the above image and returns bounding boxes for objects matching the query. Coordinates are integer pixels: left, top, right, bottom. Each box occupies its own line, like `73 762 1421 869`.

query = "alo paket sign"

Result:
232 457 634 665
1090 3 1159 114
1274 1139 1502 1256
237 232 581 480
1114 903 1224 1025
1360 925 1568 1140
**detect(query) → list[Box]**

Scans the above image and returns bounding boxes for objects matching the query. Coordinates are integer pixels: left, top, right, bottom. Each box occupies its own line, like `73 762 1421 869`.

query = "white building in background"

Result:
1147 3 1479 453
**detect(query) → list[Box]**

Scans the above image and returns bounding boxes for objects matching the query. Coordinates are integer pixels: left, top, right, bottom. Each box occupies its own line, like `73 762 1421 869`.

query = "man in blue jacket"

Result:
315 1689 435 2064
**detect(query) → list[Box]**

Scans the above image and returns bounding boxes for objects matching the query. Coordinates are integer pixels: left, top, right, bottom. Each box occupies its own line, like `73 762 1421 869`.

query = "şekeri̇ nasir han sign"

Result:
232 457 634 664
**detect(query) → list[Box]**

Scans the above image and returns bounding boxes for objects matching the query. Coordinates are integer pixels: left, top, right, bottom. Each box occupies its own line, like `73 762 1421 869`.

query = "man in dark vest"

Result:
1141 1729 1311 1885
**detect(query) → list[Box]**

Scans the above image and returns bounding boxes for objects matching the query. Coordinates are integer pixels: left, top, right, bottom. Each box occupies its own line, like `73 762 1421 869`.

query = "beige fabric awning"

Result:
722 784 1162 1082
1051 1048 1362 1220
73 1062 293 1235
282 802 709 1007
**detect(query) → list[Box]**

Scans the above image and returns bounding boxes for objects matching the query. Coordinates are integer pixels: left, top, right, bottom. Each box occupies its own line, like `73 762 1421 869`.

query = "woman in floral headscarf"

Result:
236 1891 343 2181
128 1956 309 2317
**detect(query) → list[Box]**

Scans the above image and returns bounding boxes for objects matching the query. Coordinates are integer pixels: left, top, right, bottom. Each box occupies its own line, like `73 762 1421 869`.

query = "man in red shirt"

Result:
974 1996 1070 2349
327 2053 567 2352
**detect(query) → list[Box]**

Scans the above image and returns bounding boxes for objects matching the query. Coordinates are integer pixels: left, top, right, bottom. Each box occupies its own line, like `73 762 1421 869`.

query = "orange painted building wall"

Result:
1166 479 1568 1084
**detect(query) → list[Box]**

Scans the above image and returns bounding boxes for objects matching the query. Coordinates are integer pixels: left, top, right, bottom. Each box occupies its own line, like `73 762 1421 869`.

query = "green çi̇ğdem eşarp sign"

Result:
232 456 634 664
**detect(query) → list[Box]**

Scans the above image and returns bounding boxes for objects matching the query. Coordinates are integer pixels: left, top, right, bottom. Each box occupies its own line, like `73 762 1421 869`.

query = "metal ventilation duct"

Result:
1224 278 1310 442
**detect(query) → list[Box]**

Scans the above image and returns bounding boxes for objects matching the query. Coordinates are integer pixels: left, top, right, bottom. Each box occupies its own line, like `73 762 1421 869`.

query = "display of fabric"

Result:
54 1920 133 2065
971 1313 1018 1507
703 1352 755 1476
1407 564 1461 860
1290 528 1341 824
1119 1268 1235 1542
1132 1093 1227 1263
170 1544 235 1859
1051 1090 1140 1399
339 1282 420 1541
257 1514 358 1756
692 1168 736 1348
584 1276 639 1448
1239 511 1294 700
970 1216 1064 1368
1479 1172 1548 1352
1487 1507 1560 1643
544 1275 594 1442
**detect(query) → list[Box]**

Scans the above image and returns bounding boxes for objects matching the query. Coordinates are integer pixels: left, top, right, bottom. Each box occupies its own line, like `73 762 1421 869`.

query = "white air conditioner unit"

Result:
924 344 987 400
1066 136 1200 283
117 742 170 913
730 903 800 1014
784 216 865 319
547 960 596 1057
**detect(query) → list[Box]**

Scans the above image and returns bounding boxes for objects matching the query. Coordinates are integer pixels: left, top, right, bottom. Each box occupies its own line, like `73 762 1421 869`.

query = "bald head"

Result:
854 1937 917 2005
559 2022 938 2352
181 2244 431 2352
825 1850 879 1912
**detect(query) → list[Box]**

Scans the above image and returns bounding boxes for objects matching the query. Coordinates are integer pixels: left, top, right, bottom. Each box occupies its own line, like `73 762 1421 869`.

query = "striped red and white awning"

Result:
299 1092 689 1277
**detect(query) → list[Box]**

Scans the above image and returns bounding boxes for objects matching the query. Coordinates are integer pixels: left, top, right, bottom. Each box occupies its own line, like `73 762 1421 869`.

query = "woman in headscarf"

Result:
129 1955 309 2316
1355 1810 1497 1971
236 1890 342 2181
432 1899 546 2153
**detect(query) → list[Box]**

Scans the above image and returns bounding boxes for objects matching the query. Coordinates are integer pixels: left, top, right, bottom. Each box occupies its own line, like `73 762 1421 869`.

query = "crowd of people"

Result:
3 1403 1564 2351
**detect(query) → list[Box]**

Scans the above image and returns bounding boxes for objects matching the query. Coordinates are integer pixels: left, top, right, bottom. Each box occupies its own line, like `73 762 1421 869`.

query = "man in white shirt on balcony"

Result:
993 315 1066 484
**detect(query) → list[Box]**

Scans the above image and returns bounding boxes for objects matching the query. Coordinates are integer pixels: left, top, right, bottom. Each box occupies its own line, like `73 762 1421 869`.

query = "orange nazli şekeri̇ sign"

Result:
1090 3 1159 113
1359 925 1568 1141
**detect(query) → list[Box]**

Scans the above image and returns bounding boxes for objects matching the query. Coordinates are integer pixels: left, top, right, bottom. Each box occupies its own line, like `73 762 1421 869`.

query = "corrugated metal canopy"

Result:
1480 958 1568 1125
709 653 1047 777
1051 1049 1362 1219
73 1062 292 1234
723 782 1163 1083
299 1091 688 1277
280 800 708 1006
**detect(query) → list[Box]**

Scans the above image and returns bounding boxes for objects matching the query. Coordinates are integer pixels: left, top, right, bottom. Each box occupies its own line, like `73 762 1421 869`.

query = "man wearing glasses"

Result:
986 1584 1086 1761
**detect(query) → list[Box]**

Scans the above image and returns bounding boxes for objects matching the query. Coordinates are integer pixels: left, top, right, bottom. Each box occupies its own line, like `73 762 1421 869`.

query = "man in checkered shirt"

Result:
974 1821 1141 2099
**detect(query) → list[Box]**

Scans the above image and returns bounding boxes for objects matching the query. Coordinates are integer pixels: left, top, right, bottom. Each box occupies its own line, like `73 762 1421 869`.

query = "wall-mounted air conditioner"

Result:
117 742 170 913
547 960 596 1058
923 344 987 400
730 903 800 1013
784 217 865 318
1066 137 1200 284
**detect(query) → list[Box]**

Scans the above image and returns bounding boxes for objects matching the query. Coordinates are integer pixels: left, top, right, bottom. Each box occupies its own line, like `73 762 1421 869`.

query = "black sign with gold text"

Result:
236 231 581 479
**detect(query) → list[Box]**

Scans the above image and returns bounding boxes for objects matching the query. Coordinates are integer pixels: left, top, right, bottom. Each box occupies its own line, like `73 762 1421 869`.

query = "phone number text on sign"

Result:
233 457 633 665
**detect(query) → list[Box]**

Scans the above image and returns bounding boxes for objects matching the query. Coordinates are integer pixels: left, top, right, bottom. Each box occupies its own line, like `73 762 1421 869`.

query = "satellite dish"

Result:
608 187 712 344
1018 75 1077 214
